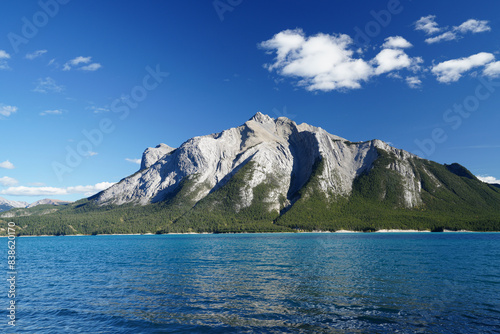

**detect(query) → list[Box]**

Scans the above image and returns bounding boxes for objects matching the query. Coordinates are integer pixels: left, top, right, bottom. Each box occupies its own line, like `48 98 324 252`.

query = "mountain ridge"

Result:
3 113 500 235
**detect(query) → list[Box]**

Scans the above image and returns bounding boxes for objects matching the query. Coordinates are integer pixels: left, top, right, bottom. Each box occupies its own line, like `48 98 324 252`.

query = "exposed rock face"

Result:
0 197 28 213
27 199 72 208
92 112 425 210
140 144 176 170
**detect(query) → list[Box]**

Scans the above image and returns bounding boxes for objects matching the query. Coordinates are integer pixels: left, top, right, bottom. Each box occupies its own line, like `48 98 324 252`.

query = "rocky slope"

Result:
93 112 438 211
0 197 71 214
0 197 28 213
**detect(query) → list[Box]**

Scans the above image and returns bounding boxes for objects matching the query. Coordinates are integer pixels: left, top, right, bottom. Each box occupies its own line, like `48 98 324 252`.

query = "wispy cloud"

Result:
455 19 491 34
0 177 18 187
40 109 64 116
125 158 141 164
431 52 495 83
415 15 442 35
0 49 11 70
415 16 491 44
87 151 98 157
63 56 101 71
25 49 48 60
425 31 457 44
260 29 422 92
0 182 115 197
0 161 15 169
87 106 110 113
0 105 18 118
33 77 65 93
405 76 422 89
80 63 102 71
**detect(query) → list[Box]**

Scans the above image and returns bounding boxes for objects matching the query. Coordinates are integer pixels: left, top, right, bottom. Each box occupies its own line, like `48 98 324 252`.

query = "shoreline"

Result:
1 229 495 237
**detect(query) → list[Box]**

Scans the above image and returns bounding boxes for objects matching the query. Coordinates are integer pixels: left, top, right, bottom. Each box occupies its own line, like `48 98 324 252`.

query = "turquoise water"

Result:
2 233 500 333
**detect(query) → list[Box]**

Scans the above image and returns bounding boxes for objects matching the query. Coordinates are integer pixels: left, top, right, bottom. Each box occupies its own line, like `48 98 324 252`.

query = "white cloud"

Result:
406 76 422 89
33 77 65 93
0 105 18 118
483 61 500 78
415 15 442 35
260 29 374 91
260 29 422 92
382 36 412 49
63 56 101 71
25 49 48 60
87 106 110 113
418 17 491 44
477 175 500 185
373 49 422 75
40 109 64 116
0 182 115 197
87 151 98 157
80 63 102 71
0 177 18 187
0 161 15 169
455 19 491 34
0 50 9 59
431 52 495 83
425 31 458 44
125 158 141 164
0 49 11 70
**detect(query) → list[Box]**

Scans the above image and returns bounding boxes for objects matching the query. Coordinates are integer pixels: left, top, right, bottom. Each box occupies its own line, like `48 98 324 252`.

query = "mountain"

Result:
0 197 28 213
93 112 420 208
0 198 72 217
27 199 72 208
3 113 500 235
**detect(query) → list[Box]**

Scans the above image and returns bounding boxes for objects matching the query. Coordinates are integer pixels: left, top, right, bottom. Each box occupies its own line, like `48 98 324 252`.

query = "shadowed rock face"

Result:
92 112 424 209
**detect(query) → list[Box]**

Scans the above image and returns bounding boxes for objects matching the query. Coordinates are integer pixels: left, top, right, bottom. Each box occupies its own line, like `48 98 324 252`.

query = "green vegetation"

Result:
1 152 499 236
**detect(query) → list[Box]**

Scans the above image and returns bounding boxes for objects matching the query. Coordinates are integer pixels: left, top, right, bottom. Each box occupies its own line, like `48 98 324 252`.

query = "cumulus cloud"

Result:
382 36 412 49
0 105 18 118
477 175 500 185
25 49 48 60
0 49 11 70
260 29 422 92
40 109 64 116
373 49 422 75
0 182 115 197
483 61 500 78
125 158 141 164
33 77 65 93
0 177 18 187
63 56 101 71
431 52 495 83
415 15 442 35
0 161 15 169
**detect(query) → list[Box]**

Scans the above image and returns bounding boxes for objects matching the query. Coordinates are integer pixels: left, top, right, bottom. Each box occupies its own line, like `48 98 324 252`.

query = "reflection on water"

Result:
3 233 500 333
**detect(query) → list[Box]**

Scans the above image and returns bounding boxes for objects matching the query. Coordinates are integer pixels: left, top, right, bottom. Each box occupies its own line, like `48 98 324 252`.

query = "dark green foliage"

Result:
276 151 500 232
1 152 499 236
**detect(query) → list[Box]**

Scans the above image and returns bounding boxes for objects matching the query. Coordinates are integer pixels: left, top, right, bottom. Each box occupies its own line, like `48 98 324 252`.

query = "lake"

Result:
2 233 500 333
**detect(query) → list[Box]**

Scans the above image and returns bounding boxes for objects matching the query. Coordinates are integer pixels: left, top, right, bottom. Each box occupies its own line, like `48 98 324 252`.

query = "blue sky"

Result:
1 0 500 203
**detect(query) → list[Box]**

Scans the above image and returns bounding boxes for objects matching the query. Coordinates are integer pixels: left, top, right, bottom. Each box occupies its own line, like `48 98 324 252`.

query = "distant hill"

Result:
0 197 71 215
